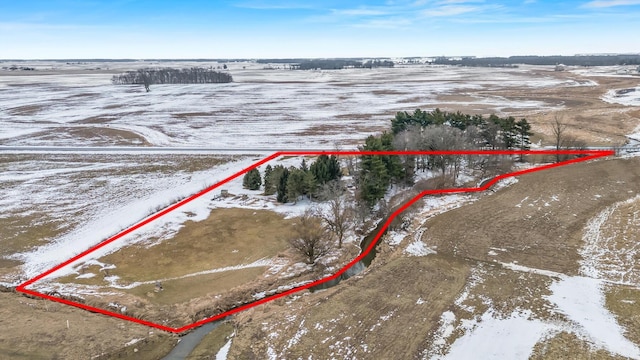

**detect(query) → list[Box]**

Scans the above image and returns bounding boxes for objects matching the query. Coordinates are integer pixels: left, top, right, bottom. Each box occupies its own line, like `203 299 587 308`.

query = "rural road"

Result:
162 319 227 360
0 146 338 154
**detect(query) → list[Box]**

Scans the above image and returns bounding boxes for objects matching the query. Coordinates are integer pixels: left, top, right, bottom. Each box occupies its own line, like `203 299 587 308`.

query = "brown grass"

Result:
421 157 640 275
0 292 176 359
186 322 235 360
530 332 627 360
230 254 470 359
6 104 47 116
126 267 267 305
97 208 294 283
605 285 640 347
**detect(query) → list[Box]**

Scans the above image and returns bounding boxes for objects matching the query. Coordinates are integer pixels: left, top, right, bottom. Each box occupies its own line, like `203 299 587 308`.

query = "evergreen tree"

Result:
515 118 533 161
263 164 274 195
500 116 517 149
300 158 308 172
358 135 391 207
302 171 317 197
276 168 290 203
286 168 306 203
242 168 262 190
310 154 341 185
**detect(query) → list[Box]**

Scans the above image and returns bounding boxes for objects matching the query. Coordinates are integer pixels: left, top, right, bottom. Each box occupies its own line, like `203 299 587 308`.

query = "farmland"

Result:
1 60 640 359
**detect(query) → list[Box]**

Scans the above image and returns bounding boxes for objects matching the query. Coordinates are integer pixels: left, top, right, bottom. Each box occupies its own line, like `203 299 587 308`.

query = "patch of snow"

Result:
125 338 144 347
500 262 563 278
416 298 426 305
267 347 278 360
388 230 408 246
75 273 96 279
438 310 557 360
547 276 640 359
427 310 458 359
602 87 640 106
580 194 640 283
216 337 233 360
287 319 308 349
405 240 437 256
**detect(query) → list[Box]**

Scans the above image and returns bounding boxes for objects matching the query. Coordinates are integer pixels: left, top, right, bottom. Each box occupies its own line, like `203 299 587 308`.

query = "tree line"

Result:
432 54 640 67
243 154 342 204
356 108 534 207
391 108 532 151
242 155 349 264
111 67 232 91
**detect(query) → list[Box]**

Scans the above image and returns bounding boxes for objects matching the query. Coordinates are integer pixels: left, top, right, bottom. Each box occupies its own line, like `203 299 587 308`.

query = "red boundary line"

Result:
15 149 614 333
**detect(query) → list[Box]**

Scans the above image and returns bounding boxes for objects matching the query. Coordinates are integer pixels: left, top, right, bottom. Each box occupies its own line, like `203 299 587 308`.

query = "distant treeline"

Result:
111 67 233 85
258 59 394 70
433 55 640 67
293 59 394 70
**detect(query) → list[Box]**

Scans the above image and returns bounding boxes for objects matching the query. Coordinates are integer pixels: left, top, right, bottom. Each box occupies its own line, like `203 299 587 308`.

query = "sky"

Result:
1 0 639 59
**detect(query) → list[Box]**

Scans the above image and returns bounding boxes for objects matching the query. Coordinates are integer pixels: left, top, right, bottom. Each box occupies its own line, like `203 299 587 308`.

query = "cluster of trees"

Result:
354 109 534 207
111 67 233 91
362 60 395 68
432 55 640 67
243 155 342 203
391 108 533 152
290 180 356 263
291 59 395 70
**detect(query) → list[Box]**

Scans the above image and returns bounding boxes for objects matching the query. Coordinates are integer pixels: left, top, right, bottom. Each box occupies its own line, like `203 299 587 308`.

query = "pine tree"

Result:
515 118 533 161
302 170 317 198
500 116 517 149
263 165 274 195
358 135 391 207
276 168 290 203
243 168 261 190
286 169 306 203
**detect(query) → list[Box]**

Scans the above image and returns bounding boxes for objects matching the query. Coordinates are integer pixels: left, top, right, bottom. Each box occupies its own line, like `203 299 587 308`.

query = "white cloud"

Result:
352 18 413 28
332 8 390 16
584 0 640 7
422 5 480 16
234 1 316 10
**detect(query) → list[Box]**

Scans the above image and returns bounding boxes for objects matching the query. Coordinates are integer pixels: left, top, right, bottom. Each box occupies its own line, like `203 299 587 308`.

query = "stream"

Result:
162 216 389 359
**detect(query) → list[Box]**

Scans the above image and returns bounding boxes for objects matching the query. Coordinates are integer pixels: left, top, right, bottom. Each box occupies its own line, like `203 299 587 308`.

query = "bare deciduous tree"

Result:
318 181 354 248
289 209 333 264
551 114 568 162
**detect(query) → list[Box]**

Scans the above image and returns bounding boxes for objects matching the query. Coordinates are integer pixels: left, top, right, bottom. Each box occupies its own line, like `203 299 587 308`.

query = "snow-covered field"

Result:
7 154 328 287
0 155 261 284
0 62 581 149
602 87 640 106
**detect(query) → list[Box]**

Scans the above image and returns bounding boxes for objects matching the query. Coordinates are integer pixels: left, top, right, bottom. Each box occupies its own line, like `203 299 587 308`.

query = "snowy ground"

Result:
427 203 640 360
11 154 327 287
602 86 640 106
0 63 582 149
1 155 262 284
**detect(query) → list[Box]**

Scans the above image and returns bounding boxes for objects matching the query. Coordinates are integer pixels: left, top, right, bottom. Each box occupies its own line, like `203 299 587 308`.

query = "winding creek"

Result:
163 216 390 359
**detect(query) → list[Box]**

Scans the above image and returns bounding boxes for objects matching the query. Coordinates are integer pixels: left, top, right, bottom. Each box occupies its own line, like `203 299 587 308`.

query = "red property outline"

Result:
16 149 614 333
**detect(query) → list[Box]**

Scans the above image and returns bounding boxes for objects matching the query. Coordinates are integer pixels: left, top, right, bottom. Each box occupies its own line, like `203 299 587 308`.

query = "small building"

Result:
554 64 566 71
221 189 230 197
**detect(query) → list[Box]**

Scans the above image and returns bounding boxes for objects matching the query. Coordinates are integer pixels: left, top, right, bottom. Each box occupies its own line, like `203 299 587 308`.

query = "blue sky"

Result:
1 0 639 59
